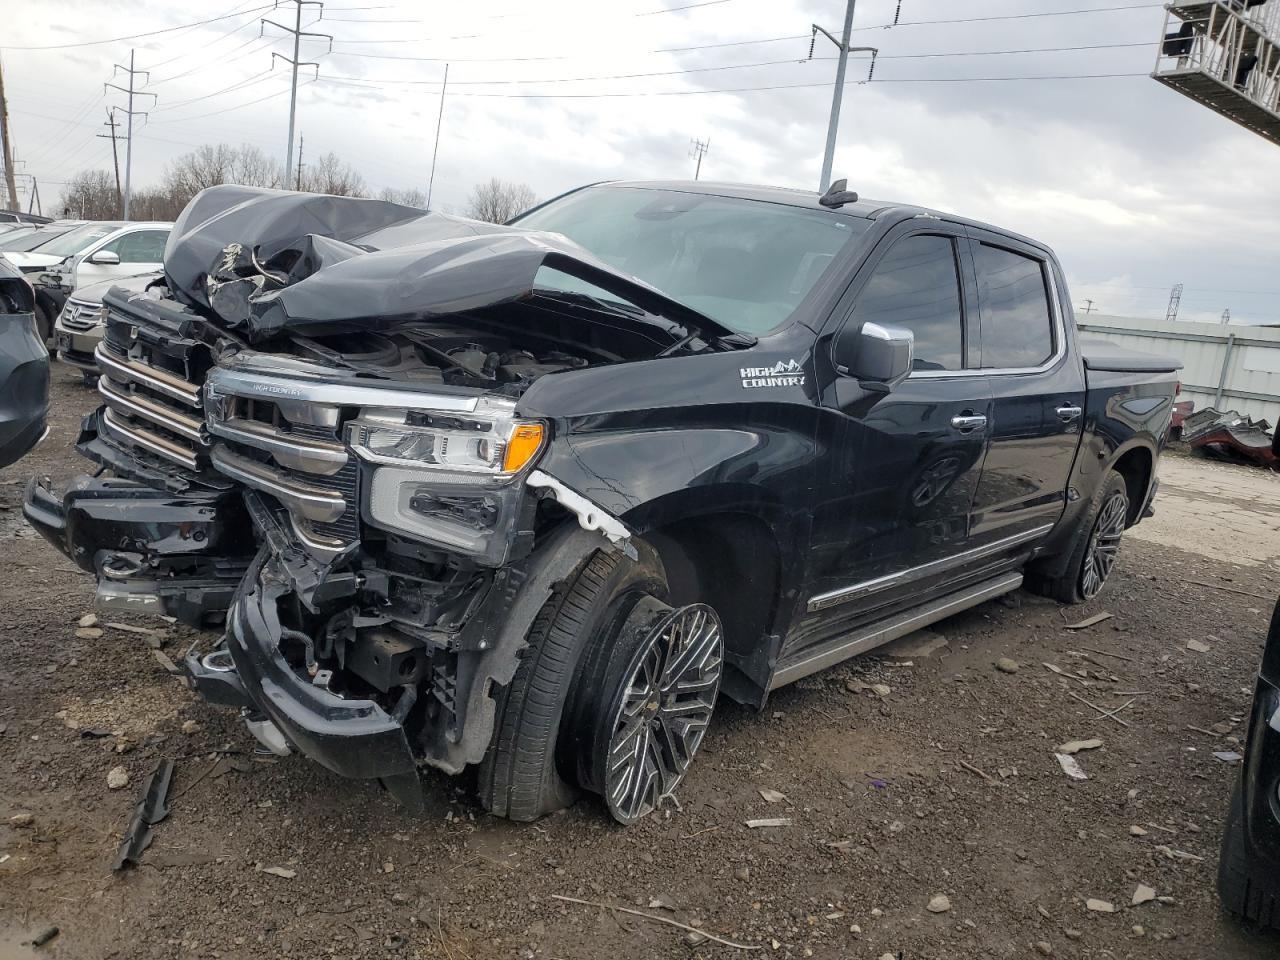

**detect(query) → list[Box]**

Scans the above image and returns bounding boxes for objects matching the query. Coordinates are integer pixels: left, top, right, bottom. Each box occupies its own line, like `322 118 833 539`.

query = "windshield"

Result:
33 223 120 259
514 185 870 334
1 226 71 252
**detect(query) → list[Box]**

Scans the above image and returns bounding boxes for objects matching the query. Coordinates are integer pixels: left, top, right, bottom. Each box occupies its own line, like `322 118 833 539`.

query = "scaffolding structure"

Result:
1152 0 1280 145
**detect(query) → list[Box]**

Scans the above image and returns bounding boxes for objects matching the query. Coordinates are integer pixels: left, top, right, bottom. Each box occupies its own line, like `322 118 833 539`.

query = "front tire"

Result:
1028 471 1129 604
1218 781 1280 929
477 545 666 822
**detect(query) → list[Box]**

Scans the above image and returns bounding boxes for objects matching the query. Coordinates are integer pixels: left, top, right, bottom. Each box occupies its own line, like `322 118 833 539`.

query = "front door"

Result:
803 226 992 634
76 229 169 289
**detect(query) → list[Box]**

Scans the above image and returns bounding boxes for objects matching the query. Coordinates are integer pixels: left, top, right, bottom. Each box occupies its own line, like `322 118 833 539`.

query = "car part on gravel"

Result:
111 758 174 872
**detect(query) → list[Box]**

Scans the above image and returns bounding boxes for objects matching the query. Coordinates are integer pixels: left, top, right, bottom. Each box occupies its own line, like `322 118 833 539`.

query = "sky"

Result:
2 0 1279 324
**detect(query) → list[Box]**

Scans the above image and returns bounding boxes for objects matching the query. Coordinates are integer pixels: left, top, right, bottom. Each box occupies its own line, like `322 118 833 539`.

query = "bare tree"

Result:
299 152 366 197
161 143 282 210
378 186 427 208
466 178 538 223
59 170 120 220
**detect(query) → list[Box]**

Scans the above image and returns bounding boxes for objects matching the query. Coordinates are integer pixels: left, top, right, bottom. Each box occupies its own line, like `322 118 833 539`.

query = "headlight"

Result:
349 398 546 565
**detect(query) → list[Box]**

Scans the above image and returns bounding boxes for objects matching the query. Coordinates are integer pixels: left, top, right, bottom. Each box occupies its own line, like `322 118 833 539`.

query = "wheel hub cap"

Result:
602 602 723 824
1081 491 1128 599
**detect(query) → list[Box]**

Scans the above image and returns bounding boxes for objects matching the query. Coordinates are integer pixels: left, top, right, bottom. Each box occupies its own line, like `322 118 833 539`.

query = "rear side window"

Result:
854 234 964 371
973 243 1055 369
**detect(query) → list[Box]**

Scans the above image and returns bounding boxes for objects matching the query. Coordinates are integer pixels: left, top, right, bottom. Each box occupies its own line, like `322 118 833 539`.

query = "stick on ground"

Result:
552 894 762 950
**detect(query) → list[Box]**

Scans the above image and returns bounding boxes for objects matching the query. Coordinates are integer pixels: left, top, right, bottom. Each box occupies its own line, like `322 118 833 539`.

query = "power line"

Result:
893 2 1162 27
0 5 277 51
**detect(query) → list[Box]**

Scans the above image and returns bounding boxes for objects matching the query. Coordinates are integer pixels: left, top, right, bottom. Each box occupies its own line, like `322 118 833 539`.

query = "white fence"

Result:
1076 313 1280 427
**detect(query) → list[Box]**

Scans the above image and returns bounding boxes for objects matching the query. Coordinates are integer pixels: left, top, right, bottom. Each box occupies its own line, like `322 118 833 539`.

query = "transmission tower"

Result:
1166 283 1184 323
690 137 710 180
263 1 331 187
105 50 156 219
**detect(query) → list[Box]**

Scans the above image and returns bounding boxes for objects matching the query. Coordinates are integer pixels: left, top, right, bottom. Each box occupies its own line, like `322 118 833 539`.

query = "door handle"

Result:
949 414 988 433
1056 404 1083 422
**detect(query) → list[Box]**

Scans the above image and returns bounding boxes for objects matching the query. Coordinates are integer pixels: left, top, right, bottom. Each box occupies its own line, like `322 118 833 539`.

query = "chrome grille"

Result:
96 309 360 550
60 299 103 332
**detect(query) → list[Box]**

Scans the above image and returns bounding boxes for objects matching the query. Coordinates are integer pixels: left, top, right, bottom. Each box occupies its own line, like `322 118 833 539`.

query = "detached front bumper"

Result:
218 549 418 783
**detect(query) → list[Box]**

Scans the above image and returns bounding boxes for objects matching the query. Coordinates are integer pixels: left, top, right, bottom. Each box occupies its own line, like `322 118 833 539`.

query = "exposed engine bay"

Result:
24 185 749 804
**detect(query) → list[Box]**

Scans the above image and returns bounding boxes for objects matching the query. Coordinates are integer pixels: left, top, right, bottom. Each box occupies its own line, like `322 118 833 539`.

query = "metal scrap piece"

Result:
111 758 175 872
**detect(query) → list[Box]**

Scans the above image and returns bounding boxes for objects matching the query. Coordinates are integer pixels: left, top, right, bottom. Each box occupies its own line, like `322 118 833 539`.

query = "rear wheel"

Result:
1028 471 1129 604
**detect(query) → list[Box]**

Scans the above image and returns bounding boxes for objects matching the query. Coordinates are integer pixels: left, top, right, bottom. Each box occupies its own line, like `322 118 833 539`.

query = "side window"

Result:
117 230 168 264
973 243 1055 369
854 234 964 371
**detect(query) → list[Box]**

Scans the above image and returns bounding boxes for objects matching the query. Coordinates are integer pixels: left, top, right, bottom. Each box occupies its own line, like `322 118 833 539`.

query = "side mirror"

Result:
87 249 120 266
833 322 914 392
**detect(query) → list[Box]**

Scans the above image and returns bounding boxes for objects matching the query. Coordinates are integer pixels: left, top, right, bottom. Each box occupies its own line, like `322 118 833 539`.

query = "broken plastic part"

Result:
526 470 636 558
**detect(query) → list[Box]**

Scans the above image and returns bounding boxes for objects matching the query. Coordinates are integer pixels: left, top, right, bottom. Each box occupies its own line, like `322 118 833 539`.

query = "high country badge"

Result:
740 358 805 389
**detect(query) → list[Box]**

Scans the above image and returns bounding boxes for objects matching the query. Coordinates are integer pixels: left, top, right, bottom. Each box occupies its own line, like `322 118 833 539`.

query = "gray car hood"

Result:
164 185 742 344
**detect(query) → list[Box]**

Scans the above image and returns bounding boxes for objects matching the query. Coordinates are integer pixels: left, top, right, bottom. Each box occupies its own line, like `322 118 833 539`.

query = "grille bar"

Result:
210 445 347 523
101 408 200 471
99 376 207 443
96 344 201 407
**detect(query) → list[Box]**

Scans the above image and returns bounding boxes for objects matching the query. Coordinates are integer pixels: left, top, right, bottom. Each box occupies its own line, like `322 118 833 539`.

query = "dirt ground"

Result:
3 366 1280 960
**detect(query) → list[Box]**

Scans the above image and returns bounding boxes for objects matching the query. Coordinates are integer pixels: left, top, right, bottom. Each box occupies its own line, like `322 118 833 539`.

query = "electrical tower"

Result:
809 0 878 192
1221 307 1232 324
263 1 331 187
105 50 156 220
97 107 123 215
1166 282 1184 322
1152 0 1280 146
690 137 710 180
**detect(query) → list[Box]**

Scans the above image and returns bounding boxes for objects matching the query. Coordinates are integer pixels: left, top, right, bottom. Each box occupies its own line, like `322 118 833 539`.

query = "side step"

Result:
769 571 1023 691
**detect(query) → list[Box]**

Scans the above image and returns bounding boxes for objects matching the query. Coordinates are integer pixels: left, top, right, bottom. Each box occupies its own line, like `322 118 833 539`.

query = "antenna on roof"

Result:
819 179 859 208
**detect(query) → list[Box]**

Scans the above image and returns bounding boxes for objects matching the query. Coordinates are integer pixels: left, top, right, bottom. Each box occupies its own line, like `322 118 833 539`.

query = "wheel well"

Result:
1111 446 1153 525
643 513 781 704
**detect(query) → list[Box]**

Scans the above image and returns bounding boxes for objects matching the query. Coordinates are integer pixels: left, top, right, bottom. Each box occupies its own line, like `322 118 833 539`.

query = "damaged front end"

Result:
24 185 740 807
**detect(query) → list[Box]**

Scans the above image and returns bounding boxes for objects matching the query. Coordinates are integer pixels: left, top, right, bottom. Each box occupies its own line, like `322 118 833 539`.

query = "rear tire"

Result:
1027 471 1129 604
476 545 667 822
1218 781 1280 929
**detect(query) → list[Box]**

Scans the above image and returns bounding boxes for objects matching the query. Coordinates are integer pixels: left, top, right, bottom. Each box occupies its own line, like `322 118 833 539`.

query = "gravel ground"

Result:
2 366 1280 960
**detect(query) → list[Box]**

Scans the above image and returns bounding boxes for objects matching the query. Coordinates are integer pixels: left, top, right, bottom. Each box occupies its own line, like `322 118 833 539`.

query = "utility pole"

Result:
0 54 18 211
426 63 449 212
27 177 40 216
811 0 878 193
105 50 156 220
690 137 710 180
1165 283 1183 323
1082 299 1095 315
295 134 304 190
263 1 330 187
97 107 123 215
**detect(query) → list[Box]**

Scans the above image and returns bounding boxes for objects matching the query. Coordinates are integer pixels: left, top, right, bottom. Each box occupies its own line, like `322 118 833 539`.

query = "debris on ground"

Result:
74 627 103 639
258 865 298 879
1182 407 1277 467
926 894 952 914
1086 899 1116 913
1186 639 1212 653
1054 754 1089 781
1212 751 1243 763
1131 884 1156 906
77 613 98 628
9 812 34 828
30 926 59 947
995 657 1020 674
757 788 787 803
106 766 130 790
551 894 760 950
181 720 202 735
1065 612 1112 630
112 759 174 872
1130 825 1149 836
879 630 948 660
745 818 793 829
1056 739 1103 755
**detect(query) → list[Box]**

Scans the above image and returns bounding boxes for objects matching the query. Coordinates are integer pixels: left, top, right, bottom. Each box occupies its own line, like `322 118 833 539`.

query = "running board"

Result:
768 571 1023 691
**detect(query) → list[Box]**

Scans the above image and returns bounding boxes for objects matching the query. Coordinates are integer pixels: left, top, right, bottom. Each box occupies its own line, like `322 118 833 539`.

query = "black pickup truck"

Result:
24 182 1179 824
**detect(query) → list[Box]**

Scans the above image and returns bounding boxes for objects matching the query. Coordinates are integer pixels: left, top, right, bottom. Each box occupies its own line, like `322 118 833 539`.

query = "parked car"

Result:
23 182 1180 823
0 256 50 468
0 221 86 255
53 271 161 383
1218 595 1280 928
5 221 170 342
0 210 51 226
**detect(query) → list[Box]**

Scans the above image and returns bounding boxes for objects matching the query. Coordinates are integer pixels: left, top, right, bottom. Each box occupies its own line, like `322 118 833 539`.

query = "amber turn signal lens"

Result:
503 423 545 473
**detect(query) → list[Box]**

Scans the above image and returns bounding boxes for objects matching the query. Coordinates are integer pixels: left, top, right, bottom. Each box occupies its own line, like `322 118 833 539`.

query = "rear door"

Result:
964 228 1086 547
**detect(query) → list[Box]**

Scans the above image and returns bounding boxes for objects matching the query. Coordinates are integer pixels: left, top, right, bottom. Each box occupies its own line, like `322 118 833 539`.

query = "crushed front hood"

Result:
164 185 742 343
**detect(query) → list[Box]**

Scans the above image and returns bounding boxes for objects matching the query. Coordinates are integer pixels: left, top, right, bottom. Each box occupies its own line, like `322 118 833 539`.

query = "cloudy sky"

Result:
3 0 1279 323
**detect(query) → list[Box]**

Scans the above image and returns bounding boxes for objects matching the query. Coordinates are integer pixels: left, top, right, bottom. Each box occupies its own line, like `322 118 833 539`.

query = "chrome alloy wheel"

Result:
1081 491 1128 599
602 602 723 824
